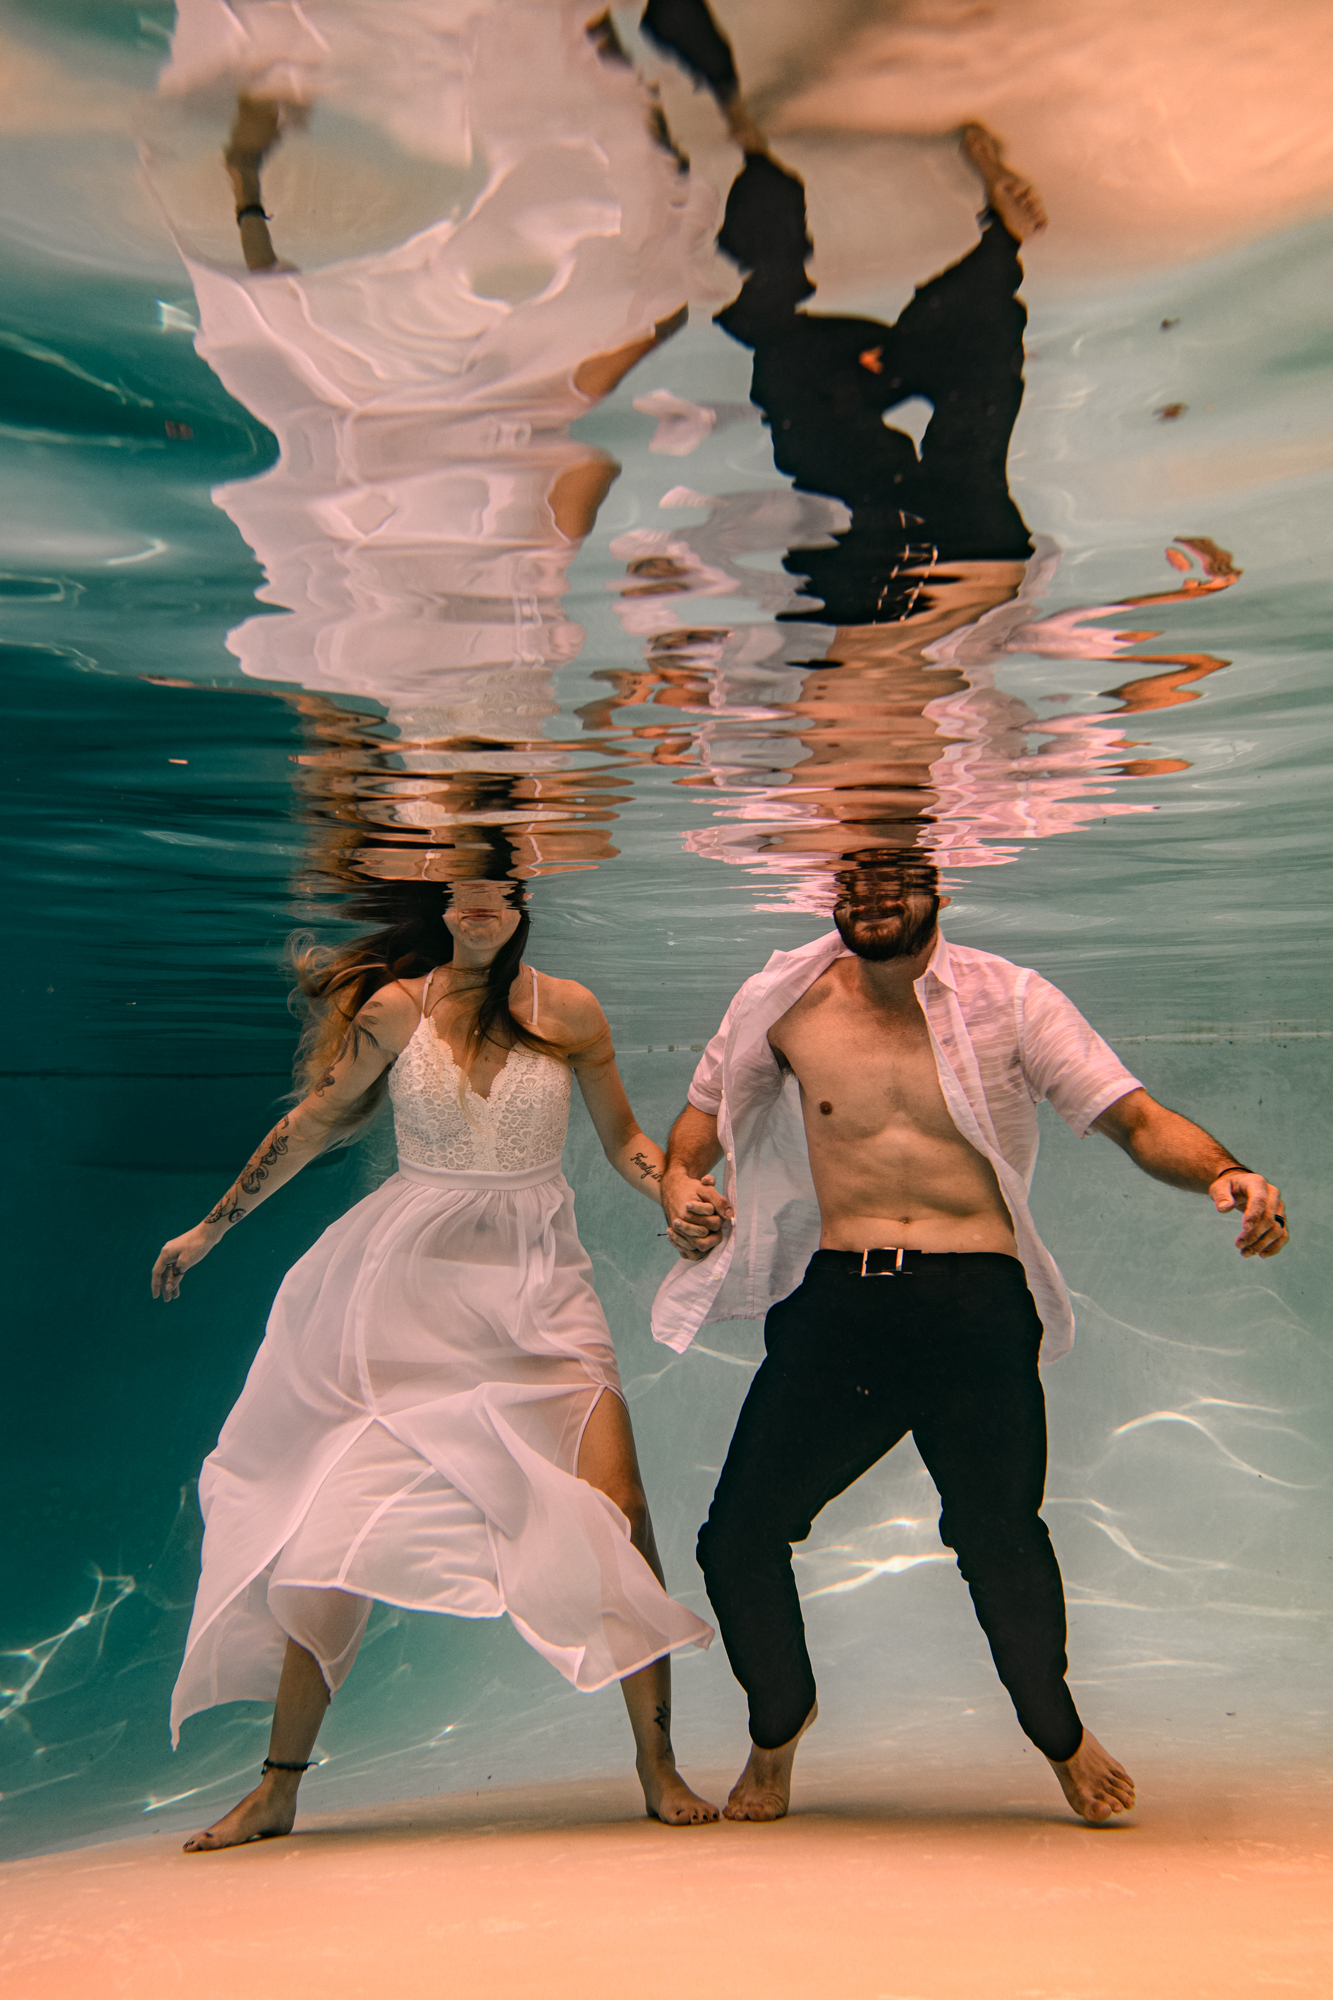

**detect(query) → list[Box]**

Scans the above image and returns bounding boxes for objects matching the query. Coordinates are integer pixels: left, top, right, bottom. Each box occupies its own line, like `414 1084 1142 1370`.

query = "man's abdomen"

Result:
806 1121 1018 1257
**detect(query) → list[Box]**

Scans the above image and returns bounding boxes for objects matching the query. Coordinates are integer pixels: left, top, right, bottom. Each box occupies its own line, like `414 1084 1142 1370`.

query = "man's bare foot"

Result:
960 123 1047 240
639 1757 720 1825
1047 1729 1136 1824
182 1774 299 1852
723 1702 817 1822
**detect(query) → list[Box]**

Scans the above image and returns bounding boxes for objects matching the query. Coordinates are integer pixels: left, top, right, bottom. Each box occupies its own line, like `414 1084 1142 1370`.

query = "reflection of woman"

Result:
146 4 721 715
152 877 726 1845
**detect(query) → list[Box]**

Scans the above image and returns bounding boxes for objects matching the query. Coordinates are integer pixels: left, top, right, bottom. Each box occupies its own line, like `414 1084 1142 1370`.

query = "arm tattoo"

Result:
203 1191 247 1227
204 1116 291 1227
348 1016 381 1061
630 1151 663 1185
313 1018 381 1096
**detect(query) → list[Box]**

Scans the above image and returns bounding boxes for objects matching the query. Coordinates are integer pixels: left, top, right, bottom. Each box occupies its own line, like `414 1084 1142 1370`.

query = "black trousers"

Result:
696 1250 1084 1762
714 154 1034 625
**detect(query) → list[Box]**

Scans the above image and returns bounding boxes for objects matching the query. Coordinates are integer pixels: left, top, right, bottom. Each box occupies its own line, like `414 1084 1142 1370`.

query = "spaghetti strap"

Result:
530 963 539 1028
420 968 437 1020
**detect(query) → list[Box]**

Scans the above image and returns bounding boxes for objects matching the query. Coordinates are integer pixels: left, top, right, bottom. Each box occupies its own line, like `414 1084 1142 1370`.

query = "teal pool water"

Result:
2 0 1330 1859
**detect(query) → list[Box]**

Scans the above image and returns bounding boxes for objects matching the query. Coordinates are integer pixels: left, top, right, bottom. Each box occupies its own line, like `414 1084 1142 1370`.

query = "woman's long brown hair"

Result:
289 878 572 1136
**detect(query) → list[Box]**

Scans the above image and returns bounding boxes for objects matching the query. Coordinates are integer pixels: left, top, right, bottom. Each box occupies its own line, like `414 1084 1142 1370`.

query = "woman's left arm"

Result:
571 1029 669 1203
565 994 728 1254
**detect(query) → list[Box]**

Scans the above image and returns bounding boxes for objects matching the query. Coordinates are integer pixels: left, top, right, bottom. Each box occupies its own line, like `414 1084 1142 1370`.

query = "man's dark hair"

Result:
833 851 941 903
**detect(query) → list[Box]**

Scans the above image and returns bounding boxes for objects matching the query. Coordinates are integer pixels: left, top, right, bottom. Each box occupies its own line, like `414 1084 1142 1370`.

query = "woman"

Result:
152 876 727 1846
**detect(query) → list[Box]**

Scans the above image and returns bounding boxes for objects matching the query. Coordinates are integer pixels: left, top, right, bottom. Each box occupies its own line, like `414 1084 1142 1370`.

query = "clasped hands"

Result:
662 1168 733 1262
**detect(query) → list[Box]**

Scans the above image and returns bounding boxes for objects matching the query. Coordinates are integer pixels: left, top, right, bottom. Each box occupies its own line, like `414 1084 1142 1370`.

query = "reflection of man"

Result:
716 124 1045 645
657 856 1288 1823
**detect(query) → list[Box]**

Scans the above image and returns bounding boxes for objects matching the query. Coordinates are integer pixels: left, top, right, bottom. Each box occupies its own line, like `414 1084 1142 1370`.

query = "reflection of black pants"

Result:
696 1250 1084 1760
640 0 739 100
716 154 1034 623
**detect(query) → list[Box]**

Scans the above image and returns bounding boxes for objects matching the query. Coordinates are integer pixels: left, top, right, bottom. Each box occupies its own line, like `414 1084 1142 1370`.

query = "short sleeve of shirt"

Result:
686 989 745 1114
1020 972 1142 1137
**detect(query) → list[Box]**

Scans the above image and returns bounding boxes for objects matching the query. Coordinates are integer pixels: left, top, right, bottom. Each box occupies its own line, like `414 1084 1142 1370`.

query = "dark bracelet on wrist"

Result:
235 202 272 223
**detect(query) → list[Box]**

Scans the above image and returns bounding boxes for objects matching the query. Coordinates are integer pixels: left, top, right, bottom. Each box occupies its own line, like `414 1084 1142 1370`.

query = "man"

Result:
657 856 1288 1823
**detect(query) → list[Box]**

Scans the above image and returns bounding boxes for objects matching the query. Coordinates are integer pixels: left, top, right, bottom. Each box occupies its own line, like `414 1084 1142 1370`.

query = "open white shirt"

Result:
651 932 1141 1364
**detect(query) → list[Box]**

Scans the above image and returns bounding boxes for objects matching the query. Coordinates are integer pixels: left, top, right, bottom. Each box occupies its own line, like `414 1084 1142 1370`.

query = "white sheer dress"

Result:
171 968 712 1743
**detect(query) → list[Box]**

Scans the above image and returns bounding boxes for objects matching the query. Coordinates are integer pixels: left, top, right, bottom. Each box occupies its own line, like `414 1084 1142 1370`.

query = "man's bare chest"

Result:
771 995 958 1142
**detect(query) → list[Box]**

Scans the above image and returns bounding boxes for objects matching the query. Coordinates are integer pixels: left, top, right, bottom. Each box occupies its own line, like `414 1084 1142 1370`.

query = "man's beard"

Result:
834 897 940 962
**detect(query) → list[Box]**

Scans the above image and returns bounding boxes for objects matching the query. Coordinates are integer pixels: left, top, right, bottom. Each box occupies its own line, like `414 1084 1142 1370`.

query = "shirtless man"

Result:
659 855 1288 1823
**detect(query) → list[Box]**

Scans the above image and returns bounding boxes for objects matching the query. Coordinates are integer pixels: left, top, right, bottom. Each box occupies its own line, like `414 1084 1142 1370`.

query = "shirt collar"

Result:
807 926 956 990
919 930 956 990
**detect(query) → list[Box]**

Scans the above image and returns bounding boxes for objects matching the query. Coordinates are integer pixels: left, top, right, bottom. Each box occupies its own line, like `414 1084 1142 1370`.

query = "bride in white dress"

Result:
152 877 727 1844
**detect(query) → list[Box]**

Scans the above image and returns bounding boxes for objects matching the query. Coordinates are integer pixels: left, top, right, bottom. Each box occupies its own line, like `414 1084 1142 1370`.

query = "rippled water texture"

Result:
2 0 1330 1859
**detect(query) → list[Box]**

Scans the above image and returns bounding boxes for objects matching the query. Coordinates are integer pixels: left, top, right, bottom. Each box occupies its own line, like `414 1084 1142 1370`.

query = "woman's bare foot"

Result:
1047 1729 1136 1824
723 1702 818 1822
182 1772 300 1852
960 123 1047 240
640 1756 720 1826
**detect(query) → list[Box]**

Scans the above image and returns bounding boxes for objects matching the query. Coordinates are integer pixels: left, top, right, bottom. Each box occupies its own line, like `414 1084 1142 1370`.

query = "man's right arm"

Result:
663 1105 727 1261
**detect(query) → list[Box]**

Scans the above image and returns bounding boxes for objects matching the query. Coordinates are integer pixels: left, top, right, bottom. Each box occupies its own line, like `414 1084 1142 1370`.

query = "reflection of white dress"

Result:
151 0 719 715
171 972 711 1743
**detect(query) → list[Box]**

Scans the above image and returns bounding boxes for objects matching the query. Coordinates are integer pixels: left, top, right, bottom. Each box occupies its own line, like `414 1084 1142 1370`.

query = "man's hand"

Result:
663 1169 732 1262
1209 1170 1288 1259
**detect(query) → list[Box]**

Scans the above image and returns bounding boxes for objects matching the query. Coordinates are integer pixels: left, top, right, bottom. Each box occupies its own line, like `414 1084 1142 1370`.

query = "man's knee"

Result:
939 1502 1054 1575
697 1495 805 1588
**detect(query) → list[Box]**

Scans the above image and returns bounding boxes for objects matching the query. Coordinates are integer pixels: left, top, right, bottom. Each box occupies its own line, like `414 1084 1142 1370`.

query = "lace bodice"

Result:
389 1014 571 1173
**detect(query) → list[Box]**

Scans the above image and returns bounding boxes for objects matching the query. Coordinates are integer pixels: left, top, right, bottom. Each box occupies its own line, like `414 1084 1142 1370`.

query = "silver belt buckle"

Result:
860 1247 906 1277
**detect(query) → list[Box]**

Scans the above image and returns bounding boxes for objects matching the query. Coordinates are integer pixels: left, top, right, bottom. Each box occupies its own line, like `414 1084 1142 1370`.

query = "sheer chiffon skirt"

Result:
170 1162 713 1742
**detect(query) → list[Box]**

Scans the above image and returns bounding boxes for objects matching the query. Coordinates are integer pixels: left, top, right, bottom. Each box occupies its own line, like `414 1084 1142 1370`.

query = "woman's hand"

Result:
152 1225 217 1302
664 1171 732 1261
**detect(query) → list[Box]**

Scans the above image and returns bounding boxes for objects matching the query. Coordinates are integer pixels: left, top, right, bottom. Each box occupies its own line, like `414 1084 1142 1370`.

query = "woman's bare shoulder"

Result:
358 977 425 1042
531 971 609 1037
385 972 430 1009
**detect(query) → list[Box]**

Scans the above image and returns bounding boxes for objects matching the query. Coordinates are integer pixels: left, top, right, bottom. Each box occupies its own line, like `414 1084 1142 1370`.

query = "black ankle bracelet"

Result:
236 203 272 223
261 1757 315 1774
